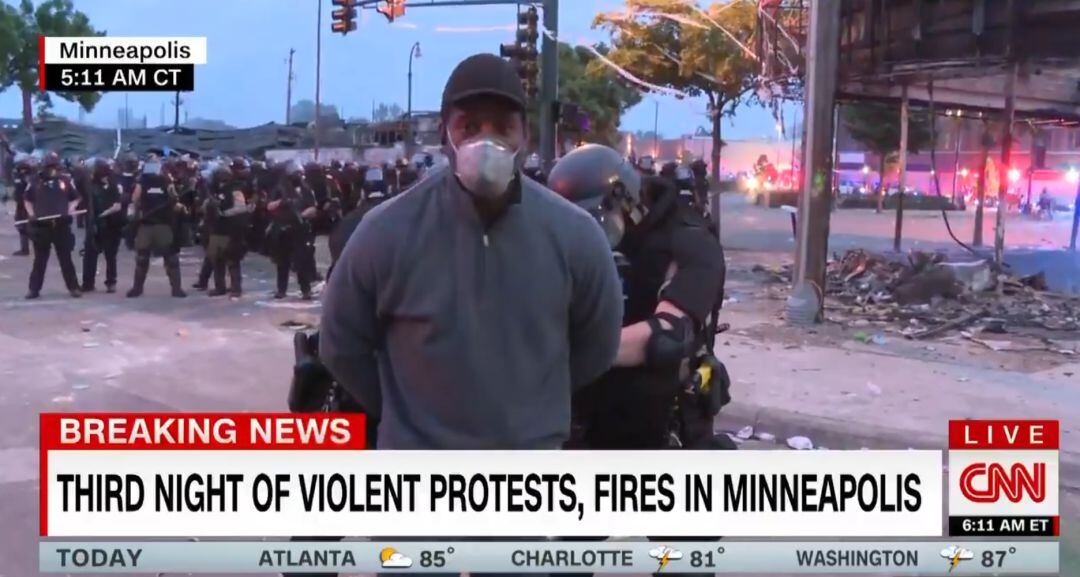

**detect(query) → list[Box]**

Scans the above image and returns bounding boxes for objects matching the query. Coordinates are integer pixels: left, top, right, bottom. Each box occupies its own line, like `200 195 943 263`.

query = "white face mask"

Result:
450 135 519 199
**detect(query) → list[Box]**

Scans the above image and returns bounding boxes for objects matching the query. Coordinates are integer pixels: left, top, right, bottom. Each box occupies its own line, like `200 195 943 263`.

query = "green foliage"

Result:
593 0 760 179
0 0 105 124
373 102 404 123
593 0 759 115
290 99 341 124
841 101 935 158
527 42 642 148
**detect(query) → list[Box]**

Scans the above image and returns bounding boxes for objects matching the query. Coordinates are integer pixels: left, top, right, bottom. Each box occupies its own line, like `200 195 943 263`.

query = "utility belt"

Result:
288 331 377 446
668 324 732 449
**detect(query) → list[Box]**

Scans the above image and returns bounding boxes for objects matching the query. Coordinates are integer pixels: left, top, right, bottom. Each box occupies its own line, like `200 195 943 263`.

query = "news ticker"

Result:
39 540 1059 574
40 415 1061 539
40 36 206 92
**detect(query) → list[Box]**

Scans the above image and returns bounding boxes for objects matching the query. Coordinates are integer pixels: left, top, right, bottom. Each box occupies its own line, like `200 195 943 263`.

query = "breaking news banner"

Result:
948 419 1060 537
39 36 206 92
41 413 944 538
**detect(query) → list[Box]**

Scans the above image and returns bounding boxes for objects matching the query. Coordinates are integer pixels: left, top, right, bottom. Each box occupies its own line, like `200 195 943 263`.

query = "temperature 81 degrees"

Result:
419 547 455 568
689 546 725 568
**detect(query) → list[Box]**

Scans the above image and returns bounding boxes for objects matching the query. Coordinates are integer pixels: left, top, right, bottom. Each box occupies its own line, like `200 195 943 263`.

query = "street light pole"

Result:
652 100 659 157
407 41 421 153
315 0 323 162
408 42 421 119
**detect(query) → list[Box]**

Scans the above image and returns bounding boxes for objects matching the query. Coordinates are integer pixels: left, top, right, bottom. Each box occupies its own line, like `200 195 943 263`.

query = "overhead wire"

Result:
926 80 979 255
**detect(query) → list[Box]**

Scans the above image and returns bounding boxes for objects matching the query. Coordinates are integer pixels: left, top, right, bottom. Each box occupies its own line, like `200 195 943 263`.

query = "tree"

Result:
559 43 642 146
594 0 760 182
372 102 404 123
841 101 934 211
0 0 104 145
289 99 341 124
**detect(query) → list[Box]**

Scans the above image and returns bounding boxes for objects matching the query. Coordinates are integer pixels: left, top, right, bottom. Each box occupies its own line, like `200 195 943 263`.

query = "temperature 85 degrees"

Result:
419 547 456 568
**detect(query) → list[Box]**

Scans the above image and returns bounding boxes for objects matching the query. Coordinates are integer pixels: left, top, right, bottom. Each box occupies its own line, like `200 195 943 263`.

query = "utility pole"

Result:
538 0 559 169
315 0 323 162
286 48 296 125
652 100 659 156
974 120 990 247
172 90 181 131
788 0 840 324
893 85 909 252
994 61 1018 266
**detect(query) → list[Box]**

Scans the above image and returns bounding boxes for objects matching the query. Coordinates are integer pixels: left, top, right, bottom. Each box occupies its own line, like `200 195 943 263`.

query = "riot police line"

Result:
5 149 437 300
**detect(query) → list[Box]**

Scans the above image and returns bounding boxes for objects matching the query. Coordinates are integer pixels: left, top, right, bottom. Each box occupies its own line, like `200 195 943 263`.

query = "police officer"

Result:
266 162 317 300
10 153 34 256
204 166 252 297
81 159 124 293
24 152 82 299
127 157 187 298
522 153 546 185
689 158 710 217
548 144 729 451
360 164 388 203
116 154 140 250
191 163 219 291
636 154 657 177
393 157 418 193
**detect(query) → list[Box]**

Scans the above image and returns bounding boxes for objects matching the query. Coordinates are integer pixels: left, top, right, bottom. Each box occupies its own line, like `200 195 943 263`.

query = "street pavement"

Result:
0 198 1075 577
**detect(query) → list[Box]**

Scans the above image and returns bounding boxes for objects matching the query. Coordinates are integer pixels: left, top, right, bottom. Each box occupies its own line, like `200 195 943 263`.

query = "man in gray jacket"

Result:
320 53 622 450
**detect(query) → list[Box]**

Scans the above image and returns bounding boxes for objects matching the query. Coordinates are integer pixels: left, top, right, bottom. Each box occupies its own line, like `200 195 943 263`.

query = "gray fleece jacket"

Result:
319 166 622 449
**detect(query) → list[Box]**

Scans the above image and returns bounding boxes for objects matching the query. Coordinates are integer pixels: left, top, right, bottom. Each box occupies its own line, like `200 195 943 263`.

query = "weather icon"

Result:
648 546 683 571
379 547 414 569
940 546 974 572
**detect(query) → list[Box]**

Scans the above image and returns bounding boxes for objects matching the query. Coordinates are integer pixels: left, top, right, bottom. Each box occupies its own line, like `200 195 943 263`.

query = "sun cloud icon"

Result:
379 548 414 569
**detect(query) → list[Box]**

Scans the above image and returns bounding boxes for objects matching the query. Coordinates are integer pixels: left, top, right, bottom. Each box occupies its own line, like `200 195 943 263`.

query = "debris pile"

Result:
823 249 1080 341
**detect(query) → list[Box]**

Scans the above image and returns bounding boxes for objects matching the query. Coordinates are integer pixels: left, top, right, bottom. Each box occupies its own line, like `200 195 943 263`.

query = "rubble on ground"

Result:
757 249 1080 344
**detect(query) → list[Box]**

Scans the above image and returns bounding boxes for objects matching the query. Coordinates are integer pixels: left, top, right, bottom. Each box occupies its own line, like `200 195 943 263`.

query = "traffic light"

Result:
331 0 357 35
499 6 540 101
376 0 406 23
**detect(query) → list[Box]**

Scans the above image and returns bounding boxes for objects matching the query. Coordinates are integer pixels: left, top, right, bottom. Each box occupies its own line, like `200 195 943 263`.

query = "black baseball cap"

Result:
441 53 527 113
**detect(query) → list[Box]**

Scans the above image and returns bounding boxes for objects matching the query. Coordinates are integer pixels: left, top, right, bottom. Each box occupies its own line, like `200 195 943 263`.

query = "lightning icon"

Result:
949 551 962 572
658 550 671 572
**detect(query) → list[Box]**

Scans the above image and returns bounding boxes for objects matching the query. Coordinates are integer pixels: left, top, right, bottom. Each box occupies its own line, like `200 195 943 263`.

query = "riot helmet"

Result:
547 144 642 248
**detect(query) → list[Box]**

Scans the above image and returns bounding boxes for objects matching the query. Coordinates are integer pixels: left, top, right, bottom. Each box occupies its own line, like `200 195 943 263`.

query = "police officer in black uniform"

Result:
192 163 221 291
81 159 125 293
127 157 187 298
204 166 252 297
24 152 82 299
10 153 34 256
523 152 546 185
266 162 317 300
548 144 729 452
116 154 140 251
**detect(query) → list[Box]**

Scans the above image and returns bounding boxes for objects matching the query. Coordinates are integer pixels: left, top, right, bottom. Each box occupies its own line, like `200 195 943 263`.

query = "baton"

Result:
14 209 86 226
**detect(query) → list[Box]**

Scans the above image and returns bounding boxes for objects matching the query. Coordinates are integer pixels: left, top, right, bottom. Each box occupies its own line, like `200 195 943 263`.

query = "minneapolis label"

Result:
44 64 194 92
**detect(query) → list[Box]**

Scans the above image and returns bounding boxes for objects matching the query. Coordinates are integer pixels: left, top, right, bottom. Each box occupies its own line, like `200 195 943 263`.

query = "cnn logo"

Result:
958 462 1046 503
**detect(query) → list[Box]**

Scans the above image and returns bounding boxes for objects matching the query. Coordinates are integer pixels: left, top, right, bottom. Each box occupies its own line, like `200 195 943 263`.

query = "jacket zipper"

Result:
479 232 490 299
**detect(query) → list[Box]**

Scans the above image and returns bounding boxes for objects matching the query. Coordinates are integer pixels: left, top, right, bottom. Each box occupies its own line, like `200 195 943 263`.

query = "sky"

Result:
0 0 789 140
